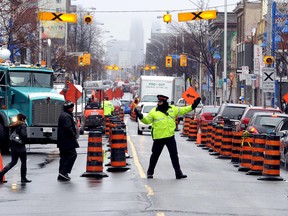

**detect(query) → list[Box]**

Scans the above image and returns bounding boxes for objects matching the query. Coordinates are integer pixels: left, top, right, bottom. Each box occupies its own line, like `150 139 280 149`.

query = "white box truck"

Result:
139 75 184 103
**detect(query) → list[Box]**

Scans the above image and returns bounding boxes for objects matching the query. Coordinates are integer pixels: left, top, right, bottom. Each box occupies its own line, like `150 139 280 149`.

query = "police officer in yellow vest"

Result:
102 96 114 116
135 94 201 179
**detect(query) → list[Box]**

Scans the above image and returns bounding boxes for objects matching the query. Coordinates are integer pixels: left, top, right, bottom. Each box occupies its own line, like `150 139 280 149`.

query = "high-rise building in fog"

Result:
130 18 144 66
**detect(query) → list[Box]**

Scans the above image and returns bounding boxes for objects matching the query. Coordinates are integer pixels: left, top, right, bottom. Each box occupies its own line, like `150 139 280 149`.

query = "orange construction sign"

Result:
182 87 200 105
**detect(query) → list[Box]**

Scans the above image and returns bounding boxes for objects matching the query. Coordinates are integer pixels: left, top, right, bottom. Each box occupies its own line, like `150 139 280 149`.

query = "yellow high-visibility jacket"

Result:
102 100 114 116
140 105 192 139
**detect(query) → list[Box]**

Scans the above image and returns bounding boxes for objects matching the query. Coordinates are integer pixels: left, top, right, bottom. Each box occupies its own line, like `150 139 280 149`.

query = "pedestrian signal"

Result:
263 56 274 65
84 15 92 24
166 56 172 68
163 14 172 23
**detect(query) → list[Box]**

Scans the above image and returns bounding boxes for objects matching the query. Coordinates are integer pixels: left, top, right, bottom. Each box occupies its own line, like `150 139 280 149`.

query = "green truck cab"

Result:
0 63 64 153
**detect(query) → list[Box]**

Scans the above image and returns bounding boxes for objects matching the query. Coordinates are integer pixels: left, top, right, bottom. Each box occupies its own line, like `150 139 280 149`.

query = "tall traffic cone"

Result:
0 151 7 183
195 128 202 145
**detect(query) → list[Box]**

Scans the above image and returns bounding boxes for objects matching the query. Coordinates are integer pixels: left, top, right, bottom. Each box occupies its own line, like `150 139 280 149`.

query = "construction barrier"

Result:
209 123 217 152
175 117 180 131
105 116 110 137
258 134 283 181
197 122 208 147
218 127 233 159
238 132 253 172
106 128 130 172
203 122 213 150
181 116 190 137
81 131 108 178
119 109 124 122
186 118 197 141
246 134 266 175
210 125 223 155
231 131 243 164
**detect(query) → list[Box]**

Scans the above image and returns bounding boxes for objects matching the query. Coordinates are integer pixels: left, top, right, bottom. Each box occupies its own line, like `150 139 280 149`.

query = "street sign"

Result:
171 54 180 59
242 66 249 75
262 67 275 93
178 10 217 22
38 12 77 23
236 69 242 74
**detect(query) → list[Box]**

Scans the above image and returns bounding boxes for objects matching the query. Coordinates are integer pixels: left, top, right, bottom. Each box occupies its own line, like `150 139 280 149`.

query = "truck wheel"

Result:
0 124 9 154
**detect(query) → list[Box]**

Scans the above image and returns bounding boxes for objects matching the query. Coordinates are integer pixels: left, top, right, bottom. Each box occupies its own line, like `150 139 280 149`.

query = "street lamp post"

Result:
47 39 51 68
213 49 221 105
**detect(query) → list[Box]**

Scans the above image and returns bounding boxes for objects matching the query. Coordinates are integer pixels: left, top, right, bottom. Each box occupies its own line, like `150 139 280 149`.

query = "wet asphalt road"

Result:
1 115 288 216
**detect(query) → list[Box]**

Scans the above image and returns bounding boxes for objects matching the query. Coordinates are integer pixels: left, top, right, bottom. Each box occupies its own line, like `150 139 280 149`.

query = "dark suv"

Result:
212 103 250 130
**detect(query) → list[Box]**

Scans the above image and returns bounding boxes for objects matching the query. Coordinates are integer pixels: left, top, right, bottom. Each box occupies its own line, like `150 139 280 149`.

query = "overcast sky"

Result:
72 0 240 43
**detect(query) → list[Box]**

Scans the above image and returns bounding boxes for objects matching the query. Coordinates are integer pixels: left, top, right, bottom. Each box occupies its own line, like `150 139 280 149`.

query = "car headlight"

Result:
10 116 18 123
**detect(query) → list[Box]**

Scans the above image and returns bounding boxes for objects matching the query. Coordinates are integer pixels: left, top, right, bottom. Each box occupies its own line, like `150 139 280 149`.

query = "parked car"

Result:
235 106 282 132
137 102 157 135
196 105 220 128
119 99 132 114
246 112 288 134
274 119 288 168
212 103 250 130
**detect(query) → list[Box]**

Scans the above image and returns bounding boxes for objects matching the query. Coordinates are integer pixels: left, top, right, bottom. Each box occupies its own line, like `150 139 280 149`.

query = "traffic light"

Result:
163 14 172 23
166 56 172 68
78 55 84 66
84 15 92 24
180 54 187 67
263 56 274 65
84 53 91 65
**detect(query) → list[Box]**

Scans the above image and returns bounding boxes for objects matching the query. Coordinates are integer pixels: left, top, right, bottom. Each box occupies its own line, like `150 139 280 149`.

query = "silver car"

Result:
137 102 157 135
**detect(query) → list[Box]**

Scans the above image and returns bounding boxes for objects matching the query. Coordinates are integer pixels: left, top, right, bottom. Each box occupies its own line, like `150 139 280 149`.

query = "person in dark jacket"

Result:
57 100 79 181
0 113 31 183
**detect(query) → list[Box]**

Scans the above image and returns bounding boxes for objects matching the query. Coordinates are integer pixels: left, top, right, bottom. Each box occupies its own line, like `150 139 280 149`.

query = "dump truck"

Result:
0 63 65 153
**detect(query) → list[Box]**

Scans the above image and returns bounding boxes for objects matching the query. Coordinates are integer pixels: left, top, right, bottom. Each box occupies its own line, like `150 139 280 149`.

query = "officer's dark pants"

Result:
147 136 182 176
59 148 77 175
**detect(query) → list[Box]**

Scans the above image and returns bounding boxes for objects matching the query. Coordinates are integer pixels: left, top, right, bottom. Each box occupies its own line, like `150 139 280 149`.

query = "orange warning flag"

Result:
182 87 200 105
60 83 82 103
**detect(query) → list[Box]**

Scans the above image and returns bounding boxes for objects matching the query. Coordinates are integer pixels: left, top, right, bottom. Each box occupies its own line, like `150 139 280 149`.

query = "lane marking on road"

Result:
156 212 165 216
144 184 154 196
126 135 146 178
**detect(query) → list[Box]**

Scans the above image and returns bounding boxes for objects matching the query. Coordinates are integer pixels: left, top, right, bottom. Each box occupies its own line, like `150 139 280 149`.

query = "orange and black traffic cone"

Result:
0 151 7 183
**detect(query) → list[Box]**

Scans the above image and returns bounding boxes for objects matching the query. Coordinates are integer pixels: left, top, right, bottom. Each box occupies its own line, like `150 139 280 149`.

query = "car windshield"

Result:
141 95 158 102
143 105 156 113
222 106 246 118
255 116 286 127
9 71 53 87
246 109 280 118
120 100 130 106
202 107 219 113
110 100 120 106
